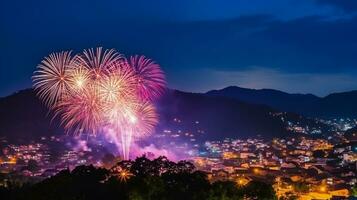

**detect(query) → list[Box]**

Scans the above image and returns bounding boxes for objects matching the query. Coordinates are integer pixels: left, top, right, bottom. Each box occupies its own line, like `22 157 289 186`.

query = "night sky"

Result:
1 0 357 97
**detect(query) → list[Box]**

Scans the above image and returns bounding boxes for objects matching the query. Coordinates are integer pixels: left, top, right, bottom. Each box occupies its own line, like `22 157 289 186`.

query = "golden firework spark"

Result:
54 85 103 135
32 51 74 108
75 47 123 79
118 169 132 182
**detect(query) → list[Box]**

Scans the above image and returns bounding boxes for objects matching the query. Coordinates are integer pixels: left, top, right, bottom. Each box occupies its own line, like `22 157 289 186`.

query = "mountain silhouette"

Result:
207 86 357 118
0 88 330 142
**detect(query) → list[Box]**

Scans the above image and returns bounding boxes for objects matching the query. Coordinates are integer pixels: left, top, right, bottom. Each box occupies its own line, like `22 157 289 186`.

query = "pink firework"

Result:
54 85 104 135
130 102 158 139
33 47 166 160
98 62 137 104
129 55 166 101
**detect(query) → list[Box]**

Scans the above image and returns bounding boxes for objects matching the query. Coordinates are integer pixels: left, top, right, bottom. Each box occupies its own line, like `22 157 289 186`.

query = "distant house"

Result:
211 169 229 181
281 162 296 169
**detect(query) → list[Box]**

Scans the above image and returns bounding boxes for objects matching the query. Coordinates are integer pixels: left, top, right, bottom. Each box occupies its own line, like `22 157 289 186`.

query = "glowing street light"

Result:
319 185 327 193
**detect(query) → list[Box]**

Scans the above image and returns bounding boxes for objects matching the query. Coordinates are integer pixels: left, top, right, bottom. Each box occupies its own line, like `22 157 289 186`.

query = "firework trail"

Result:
33 47 165 160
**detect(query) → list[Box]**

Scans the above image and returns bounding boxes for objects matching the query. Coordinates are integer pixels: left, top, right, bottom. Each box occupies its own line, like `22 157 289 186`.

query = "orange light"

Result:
319 186 327 193
118 169 132 182
8 157 17 164
236 178 249 186
222 152 238 159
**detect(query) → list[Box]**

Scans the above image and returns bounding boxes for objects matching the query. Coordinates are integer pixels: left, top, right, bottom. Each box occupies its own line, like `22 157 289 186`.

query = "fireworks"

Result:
55 85 103 135
129 55 166 101
67 65 91 92
75 47 122 78
131 102 158 138
32 51 74 108
33 47 166 159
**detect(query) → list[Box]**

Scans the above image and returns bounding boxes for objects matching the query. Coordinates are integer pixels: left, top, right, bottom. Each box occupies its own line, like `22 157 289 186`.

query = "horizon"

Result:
3 84 357 99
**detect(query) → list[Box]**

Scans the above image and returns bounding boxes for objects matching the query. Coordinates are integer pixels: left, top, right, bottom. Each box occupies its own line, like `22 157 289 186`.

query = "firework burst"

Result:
118 169 133 182
129 55 166 101
75 47 123 79
33 51 74 108
32 47 166 160
67 65 91 92
54 85 103 135
98 63 136 104
130 102 158 139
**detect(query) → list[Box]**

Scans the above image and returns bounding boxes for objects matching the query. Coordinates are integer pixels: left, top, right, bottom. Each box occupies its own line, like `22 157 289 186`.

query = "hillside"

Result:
207 86 357 118
0 89 330 142
0 89 62 143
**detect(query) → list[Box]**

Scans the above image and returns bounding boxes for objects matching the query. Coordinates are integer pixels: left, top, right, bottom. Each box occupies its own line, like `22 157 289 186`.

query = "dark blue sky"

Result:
1 0 357 96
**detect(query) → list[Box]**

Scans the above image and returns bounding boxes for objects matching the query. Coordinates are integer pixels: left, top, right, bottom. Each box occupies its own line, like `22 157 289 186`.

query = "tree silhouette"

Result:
208 181 243 200
1 156 277 200
244 180 277 200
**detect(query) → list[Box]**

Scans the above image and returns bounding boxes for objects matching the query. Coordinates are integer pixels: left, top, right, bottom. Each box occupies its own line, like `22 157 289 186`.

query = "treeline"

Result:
0 156 277 200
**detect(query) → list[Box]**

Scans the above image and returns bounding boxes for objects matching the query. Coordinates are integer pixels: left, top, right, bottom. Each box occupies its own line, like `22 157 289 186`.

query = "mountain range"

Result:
0 88 334 143
207 86 357 118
